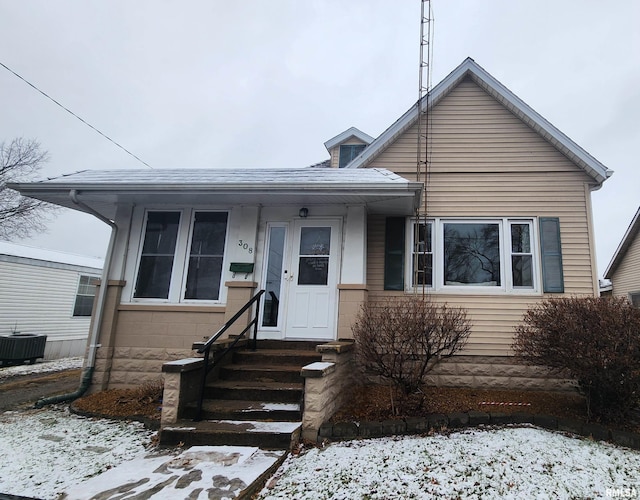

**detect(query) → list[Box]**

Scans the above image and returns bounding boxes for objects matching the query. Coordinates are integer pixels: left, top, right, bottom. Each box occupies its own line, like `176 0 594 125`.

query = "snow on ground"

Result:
0 405 155 500
0 357 83 379
259 427 640 499
2 359 640 499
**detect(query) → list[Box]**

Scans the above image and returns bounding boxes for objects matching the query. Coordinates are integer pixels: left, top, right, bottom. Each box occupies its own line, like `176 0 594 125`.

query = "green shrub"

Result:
352 295 471 413
513 296 640 422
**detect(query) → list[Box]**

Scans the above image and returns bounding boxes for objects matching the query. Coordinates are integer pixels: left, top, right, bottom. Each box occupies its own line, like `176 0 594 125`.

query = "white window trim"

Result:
406 217 542 295
129 208 230 304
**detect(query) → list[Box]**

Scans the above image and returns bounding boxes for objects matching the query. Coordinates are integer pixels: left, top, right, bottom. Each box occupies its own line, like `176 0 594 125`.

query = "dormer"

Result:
324 127 374 168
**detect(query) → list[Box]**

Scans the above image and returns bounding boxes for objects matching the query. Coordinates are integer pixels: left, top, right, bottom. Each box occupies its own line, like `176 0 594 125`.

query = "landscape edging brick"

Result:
320 412 640 450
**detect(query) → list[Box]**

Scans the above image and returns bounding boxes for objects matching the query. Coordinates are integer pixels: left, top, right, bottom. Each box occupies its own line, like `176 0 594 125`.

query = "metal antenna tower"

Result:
415 0 434 293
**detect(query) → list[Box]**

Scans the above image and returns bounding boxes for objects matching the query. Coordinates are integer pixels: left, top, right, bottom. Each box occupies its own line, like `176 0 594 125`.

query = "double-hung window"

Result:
408 218 539 293
73 275 98 316
134 210 228 302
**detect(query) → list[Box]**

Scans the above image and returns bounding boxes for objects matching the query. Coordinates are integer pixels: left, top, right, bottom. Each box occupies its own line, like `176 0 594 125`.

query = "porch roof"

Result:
9 167 423 220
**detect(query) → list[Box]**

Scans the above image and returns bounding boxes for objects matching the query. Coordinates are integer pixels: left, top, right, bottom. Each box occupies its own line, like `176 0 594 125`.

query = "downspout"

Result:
35 189 118 407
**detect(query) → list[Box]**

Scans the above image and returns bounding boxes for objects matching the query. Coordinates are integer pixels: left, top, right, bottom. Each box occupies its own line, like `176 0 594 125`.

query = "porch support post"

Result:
337 205 368 340
341 205 367 284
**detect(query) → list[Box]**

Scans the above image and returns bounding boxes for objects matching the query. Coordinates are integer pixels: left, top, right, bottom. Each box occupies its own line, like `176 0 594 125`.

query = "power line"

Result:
0 60 153 169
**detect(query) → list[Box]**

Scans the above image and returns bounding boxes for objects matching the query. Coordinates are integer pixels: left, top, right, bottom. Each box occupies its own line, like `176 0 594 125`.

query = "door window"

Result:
297 227 331 285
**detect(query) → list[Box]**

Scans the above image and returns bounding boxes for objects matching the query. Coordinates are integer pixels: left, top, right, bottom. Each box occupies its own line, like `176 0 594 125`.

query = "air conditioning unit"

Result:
0 334 47 366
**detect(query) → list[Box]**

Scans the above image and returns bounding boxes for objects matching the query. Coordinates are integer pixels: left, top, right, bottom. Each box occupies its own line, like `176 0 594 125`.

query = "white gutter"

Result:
69 189 117 369
35 189 118 407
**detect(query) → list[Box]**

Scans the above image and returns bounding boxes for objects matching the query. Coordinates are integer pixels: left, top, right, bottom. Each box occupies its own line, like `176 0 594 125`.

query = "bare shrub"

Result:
513 296 640 422
352 295 471 413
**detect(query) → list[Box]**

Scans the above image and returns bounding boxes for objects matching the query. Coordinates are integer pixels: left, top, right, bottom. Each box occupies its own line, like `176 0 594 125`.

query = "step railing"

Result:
194 289 265 421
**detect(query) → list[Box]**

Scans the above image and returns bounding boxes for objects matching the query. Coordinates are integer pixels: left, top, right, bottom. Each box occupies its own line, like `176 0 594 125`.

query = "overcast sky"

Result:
1 1 638 277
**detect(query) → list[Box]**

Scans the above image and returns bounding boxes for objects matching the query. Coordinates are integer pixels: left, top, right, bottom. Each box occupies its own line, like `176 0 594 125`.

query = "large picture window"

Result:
133 209 229 302
409 218 538 293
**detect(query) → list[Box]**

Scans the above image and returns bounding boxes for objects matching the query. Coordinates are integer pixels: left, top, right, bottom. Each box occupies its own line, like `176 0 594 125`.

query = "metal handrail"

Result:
194 289 265 421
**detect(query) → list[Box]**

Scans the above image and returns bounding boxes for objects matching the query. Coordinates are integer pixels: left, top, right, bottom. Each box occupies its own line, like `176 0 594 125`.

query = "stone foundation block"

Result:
161 407 178 424
129 348 168 361
113 347 131 358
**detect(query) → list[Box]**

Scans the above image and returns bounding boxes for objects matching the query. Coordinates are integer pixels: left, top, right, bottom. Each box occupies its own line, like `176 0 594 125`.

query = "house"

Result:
0 241 103 359
603 206 640 306
9 57 610 397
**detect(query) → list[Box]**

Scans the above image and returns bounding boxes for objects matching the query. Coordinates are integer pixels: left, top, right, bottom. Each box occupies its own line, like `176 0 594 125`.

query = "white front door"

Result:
284 219 341 340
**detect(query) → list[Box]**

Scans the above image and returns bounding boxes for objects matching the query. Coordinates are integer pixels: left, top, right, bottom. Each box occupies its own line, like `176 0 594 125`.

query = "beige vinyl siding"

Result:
329 137 368 168
610 231 640 300
365 78 598 355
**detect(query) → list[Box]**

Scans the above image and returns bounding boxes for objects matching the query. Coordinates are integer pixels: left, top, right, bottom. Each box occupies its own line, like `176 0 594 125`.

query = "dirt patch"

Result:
331 384 640 433
72 382 163 426
0 369 81 411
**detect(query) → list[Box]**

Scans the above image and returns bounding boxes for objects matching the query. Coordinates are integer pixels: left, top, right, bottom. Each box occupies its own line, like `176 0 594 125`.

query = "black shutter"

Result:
384 217 405 290
539 217 564 293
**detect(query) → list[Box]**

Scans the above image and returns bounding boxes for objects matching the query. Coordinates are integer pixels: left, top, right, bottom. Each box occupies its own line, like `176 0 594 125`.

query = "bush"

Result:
513 296 640 422
352 295 471 413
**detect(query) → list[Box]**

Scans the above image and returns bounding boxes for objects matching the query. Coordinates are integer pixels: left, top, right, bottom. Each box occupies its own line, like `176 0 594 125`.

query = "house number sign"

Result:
238 240 253 254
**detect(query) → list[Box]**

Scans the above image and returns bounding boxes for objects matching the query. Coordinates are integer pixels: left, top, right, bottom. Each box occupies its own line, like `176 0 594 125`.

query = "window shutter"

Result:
384 217 405 290
539 217 564 293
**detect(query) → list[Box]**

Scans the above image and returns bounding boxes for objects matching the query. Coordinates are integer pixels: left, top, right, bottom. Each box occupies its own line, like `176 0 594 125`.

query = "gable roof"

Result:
324 127 374 151
347 57 612 187
604 206 640 279
9 167 423 219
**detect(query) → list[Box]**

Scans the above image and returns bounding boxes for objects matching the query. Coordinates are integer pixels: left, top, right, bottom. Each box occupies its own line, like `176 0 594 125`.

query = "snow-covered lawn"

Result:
0 406 155 500
259 427 640 499
0 356 83 379
1 358 156 499
2 359 640 499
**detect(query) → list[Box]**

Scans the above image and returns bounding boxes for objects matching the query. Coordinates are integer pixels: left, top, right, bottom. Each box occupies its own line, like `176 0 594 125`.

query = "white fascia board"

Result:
604 206 640 279
324 127 375 151
347 58 612 187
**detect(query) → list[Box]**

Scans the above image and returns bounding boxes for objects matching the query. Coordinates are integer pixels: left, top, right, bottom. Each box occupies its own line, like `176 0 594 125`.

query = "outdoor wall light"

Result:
299 207 309 218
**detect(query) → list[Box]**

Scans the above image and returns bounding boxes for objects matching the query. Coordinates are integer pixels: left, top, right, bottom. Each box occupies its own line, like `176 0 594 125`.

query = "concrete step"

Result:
160 419 302 449
204 380 303 403
219 364 304 383
232 348 322 366
183 399 302 421
252 340 320 351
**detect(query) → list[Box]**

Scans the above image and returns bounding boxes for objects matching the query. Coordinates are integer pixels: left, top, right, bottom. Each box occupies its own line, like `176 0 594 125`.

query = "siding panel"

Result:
365 78 598 356
611 231 640 299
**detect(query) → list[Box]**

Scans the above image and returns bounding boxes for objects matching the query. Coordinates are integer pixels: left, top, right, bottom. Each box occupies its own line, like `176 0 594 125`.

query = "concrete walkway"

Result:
64 445 286 499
